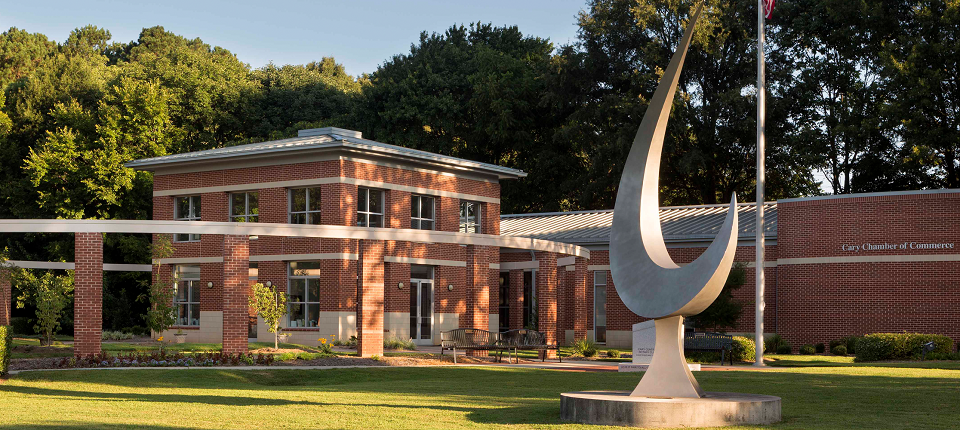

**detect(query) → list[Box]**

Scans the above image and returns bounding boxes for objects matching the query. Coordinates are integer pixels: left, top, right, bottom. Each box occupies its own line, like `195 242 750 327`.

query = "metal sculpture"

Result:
610 4 739 399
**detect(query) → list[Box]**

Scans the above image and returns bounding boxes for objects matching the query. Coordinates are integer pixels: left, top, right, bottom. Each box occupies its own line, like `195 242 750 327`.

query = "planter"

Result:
278 334 290 344
174 333 188 344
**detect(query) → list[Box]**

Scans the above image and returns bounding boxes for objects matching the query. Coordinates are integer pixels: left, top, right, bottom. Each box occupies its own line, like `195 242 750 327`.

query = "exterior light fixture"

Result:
398 282 404 289
447 284 454 291
206 281 214 289
265 281 273 288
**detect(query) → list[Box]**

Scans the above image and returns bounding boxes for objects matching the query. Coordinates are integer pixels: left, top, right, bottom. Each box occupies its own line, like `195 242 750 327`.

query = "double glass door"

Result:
409 266 434 345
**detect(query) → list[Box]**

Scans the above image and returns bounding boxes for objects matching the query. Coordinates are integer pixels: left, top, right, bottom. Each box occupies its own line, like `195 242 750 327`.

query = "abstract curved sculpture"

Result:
610 4 739 398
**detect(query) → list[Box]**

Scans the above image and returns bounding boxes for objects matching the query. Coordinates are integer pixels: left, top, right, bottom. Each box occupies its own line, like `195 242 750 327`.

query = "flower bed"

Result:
56 351 275 368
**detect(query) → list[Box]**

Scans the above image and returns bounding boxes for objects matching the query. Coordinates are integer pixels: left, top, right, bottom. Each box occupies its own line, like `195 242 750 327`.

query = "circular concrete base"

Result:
560 391 781 428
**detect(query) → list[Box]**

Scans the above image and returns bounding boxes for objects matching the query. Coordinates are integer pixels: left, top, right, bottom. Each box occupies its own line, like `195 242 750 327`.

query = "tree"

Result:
693 262 746 332
249 282 288 349
14 270 74 346
140 235 176 351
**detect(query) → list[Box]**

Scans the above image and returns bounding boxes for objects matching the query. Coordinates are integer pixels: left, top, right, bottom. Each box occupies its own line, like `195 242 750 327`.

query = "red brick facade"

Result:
222 234 250 354
358 239 385 357
74 232 103 357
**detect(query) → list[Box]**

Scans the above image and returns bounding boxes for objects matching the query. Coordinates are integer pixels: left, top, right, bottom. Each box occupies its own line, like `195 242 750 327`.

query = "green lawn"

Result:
2 365 959 429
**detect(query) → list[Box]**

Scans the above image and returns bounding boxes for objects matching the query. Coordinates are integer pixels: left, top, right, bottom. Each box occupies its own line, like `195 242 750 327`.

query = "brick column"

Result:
74 232 103 357
463 245 490 357
536 252 558 359
572 257 589 342
509 269 524 329
222 234 250 354
0 268 11 326
357 239 385 357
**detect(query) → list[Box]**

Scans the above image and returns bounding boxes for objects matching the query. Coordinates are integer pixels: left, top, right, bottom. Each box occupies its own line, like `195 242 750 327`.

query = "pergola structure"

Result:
0 219 588 358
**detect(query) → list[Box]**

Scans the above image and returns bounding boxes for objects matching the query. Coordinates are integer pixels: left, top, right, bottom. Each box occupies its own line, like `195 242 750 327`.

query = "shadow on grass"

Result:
0 383 324 407
0 424 200 430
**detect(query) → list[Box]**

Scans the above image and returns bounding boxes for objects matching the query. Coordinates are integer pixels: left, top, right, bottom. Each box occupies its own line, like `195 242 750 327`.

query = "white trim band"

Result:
777 254 960 266
500 261 539 270
384 256 466 267
587 265 610 271
251 253 359 262
6 261 153 272
557 256 575 267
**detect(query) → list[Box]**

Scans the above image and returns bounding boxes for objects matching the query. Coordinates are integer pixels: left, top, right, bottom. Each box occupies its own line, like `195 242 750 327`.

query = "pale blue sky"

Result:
1 0 587 76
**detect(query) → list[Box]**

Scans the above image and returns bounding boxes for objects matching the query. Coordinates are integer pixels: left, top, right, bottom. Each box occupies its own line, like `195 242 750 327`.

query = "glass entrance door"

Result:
409 277 434 345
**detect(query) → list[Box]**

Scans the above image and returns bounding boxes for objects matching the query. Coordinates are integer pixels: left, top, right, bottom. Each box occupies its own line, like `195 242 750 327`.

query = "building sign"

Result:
841 242 956 253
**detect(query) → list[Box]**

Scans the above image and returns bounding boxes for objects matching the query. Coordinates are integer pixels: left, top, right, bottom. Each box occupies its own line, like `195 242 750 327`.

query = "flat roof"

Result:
500 202 777 245
126 127 527 180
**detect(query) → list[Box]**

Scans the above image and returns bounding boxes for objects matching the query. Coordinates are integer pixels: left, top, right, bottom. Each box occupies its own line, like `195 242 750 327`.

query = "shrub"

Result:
925 352 960 361
686 351 721 363
764 334 788 354
730 336 756 362
832 345 847 355
10 317 31 335
606 349 620 358
119 326 150 336
800 344 815 355
854 333 954 362
776 342 792 354
54 350 273 368
815 343 825 353
335 335 358 348
383 337 417 351
101 331 134 341
572 339 597 357
0 325 11 376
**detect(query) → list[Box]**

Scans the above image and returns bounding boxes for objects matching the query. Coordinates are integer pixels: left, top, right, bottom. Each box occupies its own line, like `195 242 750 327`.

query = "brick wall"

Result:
357 239 385 357
776 193 960 348
536 252 558 358
74 232 103 357
222 235 249 354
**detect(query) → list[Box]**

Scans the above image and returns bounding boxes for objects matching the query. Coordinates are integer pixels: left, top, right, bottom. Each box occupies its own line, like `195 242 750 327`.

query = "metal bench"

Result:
440 328 508 363
684 332 734 365
499 329 562 363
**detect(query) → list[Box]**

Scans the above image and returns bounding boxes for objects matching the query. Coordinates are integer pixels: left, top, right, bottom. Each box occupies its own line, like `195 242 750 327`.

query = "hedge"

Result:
854 333 954 362
730 336 756 362
0 325 11 376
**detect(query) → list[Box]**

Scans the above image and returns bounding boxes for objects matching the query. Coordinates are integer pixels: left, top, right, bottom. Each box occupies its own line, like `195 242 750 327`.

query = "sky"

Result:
0 0 587 76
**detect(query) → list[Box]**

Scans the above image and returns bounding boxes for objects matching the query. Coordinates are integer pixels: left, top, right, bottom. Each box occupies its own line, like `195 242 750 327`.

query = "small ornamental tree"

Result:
249 282 288 349
693 262 747 332
14 270 74 346
140 235 177 352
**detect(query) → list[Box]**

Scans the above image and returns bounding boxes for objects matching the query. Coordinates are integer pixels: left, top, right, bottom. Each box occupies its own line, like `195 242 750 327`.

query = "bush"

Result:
764 334 788 354
925 352 960 361
854 333 954 362
800 344 816 355
55 350 274 368
815 343 825 353
730 336 756 362
0 325 11 376
832 344 847 355
572 339 597 357
102 331 134 341
776 342 792 354
606 349 620 358
10 317 31 335
686 351 721 363
119 326 150 336
383 337 417 351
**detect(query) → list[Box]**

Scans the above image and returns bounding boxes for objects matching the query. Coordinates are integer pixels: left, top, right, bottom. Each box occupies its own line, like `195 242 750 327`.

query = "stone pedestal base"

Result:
560 391 781 428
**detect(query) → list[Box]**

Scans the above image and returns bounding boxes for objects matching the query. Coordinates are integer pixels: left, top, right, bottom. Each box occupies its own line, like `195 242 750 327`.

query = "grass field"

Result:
2 364 959 429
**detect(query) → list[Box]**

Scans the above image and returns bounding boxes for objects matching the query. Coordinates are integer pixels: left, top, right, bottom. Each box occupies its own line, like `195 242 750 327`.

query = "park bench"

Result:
499 329 561 363
440 328 508 364
684 332 734 365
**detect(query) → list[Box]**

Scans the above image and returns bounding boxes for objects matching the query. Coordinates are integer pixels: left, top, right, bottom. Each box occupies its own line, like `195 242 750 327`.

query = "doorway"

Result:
409 265 434 345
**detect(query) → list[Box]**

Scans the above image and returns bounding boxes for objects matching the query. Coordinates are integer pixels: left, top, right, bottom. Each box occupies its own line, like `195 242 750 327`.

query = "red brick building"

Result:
2 127 958 356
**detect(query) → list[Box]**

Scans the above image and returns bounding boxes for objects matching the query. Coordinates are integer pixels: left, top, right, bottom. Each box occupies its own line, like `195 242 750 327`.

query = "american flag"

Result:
763 0 775 19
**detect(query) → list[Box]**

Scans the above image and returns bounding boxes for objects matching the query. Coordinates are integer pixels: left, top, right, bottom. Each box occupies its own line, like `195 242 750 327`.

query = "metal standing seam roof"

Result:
124 128 527 179
499 202 777 244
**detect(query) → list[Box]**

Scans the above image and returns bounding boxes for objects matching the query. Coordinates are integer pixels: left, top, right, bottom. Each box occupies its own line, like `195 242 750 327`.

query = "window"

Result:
288 261 321 328
411 195 435 230
357 188 383 228
290 187 322 224
498 272 510 331
174 265 200 326
230 192 259 222
594 271 607 344
174 196 201 242
523 271 536 329
459 201 481 233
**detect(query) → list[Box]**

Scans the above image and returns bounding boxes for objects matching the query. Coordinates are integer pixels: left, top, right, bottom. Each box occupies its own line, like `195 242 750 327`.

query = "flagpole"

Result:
754 0 767 367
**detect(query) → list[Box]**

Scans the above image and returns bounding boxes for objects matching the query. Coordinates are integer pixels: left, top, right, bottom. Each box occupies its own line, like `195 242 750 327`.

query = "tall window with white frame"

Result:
459 200 481 233
357 188 383 227
593 271 607 344
174 265 200 326
174 196 201 242
230 192 259 222
288 261 320 328
289 187 321 224
411 195 435 230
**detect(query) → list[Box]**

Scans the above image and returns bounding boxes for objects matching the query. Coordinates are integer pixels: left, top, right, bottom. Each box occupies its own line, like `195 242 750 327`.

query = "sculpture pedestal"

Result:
560 391 781 428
